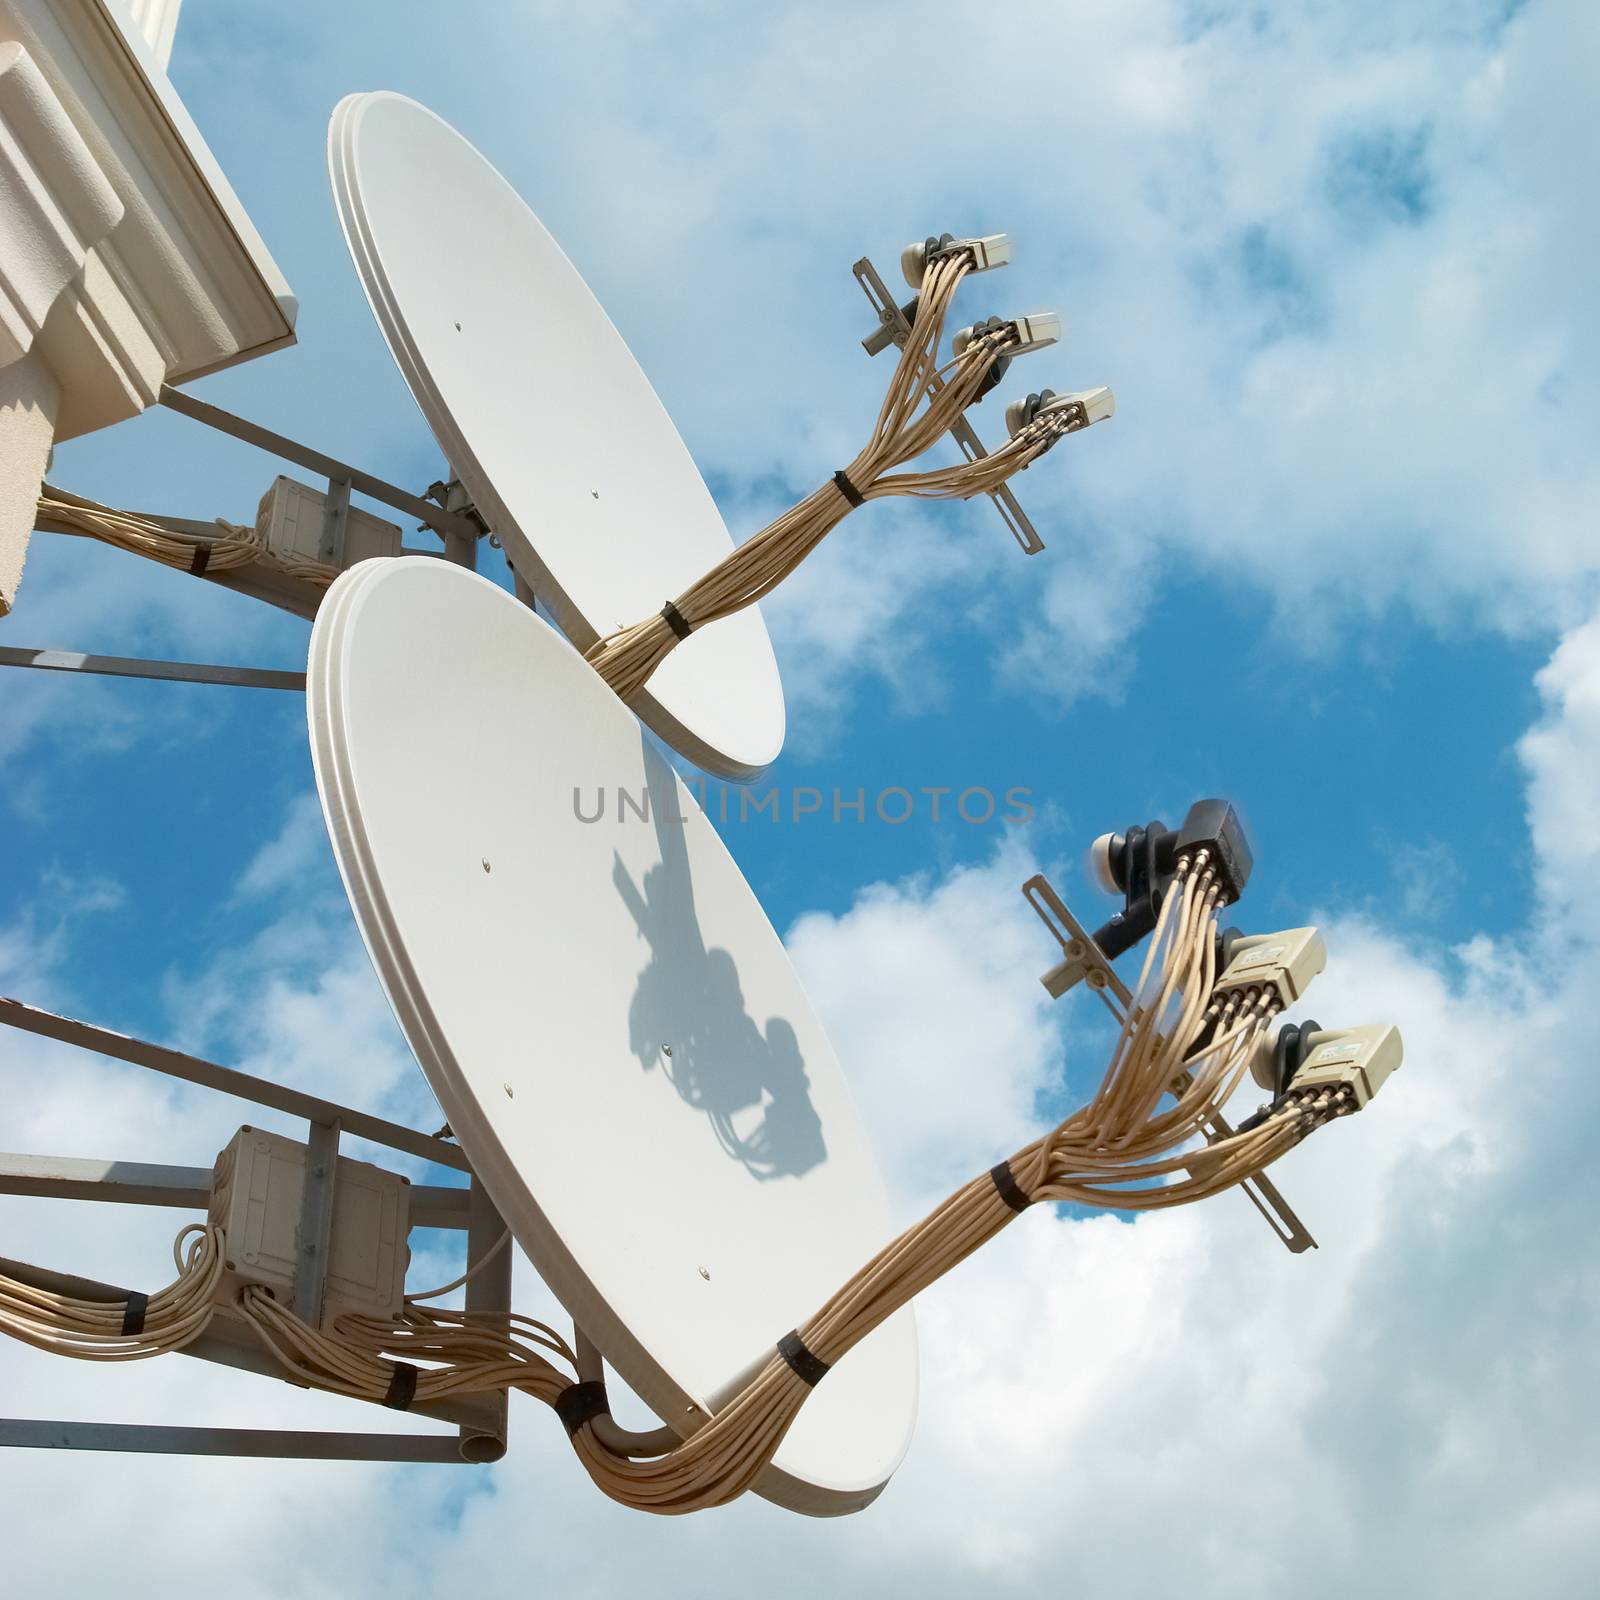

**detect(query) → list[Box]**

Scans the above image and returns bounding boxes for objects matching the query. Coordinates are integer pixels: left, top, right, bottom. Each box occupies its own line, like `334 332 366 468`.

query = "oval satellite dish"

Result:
308 557 915 1515
327 92 785 781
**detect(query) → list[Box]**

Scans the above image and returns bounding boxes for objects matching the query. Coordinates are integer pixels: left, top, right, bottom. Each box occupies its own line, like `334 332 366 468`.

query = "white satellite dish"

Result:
307 555 916 1514
327 92 786 781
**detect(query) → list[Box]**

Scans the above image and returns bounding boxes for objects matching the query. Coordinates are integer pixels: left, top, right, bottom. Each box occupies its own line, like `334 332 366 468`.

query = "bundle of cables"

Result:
583 238 1112 704
560 847 1349 1512
0 1224 222 1360
35 484 340 589
0 843 1397 1513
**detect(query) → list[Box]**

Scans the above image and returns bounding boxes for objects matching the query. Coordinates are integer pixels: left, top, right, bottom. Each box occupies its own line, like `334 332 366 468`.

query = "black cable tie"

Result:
120 1291 148 1337
776 1329 829 1387
832 470 865 508
189 543 212 576
555 1379 610 1436
989 1160 1033 1214
660 601 693 641
383 1361 420 1411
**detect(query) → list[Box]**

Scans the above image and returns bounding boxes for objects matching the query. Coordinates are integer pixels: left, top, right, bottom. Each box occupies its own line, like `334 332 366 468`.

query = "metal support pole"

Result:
0 998 471 1174
438 472 483 571
459 1177 512 1463
0 645 305 691
0 1152 471 1228
0 1153 209 1209
293 1120 341 1326
0 1419 473 1461
321 476 353 567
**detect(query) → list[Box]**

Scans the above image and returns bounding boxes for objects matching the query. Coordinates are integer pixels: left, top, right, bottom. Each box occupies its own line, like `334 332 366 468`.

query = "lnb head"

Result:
1290 1024 1403 1111
901 231 1012 289
1252 1022 1403 1110
1174 797 1253 905
1085 798 1254 962
953 312 1061 360
1006 386 1116 439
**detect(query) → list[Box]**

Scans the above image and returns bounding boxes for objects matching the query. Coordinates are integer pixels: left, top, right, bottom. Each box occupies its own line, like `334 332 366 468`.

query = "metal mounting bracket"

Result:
0 997 508 1463
423 474 491 570
156 383 486 550
1021 874 1319 1255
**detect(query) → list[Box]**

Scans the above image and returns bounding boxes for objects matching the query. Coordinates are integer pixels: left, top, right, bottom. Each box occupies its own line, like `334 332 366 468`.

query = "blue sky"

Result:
3 1 1599 1594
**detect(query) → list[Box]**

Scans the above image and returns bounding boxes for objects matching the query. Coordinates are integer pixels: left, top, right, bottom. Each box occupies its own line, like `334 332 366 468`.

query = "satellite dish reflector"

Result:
327 92 785 780
307 557 915 1514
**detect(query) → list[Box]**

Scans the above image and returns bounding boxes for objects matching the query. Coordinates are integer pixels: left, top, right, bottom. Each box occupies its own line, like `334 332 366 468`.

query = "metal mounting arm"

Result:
1021 873 1318 1255
852 255 1045 556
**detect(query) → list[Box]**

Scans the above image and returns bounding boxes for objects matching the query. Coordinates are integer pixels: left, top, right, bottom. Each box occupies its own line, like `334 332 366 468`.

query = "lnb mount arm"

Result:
1089 798 1253 961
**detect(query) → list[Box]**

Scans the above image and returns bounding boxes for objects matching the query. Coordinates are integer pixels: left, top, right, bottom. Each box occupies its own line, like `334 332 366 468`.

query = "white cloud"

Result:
160 800 436 1133
231 791 330 902
1518 609 1600 934
0 870 125 996
785 835 1072 1195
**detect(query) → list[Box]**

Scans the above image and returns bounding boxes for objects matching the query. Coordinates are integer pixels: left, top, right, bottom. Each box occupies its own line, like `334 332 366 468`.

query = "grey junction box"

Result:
208 1125 411 1330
